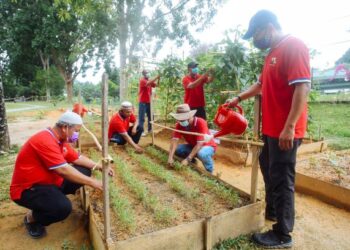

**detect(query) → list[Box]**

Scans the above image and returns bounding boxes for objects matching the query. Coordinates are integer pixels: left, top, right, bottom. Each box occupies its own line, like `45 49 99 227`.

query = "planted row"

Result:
145 146 240 207
128 149 200 200
112 153 177 224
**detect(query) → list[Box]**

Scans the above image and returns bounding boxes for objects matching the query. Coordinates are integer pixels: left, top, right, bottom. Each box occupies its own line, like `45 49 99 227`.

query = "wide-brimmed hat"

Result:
170 104 196 120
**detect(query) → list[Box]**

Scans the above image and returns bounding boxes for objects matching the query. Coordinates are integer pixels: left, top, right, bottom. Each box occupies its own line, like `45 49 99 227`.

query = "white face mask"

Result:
179 120 189 127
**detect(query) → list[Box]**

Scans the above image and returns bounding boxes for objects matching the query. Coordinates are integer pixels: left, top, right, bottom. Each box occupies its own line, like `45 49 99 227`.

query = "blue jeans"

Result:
138 102 151 132
110 126 143 145
175 144 215 173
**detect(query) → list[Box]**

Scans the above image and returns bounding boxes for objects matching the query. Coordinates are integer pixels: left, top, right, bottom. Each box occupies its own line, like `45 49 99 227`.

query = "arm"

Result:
228 82 262 106
121 133 143 153
181 142 204 166
54 165 102 190
73 155 114 176
187 73 209 89
168 138 179 165
279 83 310 150
146 75 160 86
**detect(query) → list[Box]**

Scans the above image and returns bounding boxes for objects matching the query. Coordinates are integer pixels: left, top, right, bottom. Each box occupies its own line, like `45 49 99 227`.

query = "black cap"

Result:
187 61 198 68
243 10 279 40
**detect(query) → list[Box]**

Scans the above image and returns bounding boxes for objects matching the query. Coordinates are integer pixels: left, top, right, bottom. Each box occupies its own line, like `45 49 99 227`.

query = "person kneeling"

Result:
167 104 216 173
10 111 114 239
108 101 144 153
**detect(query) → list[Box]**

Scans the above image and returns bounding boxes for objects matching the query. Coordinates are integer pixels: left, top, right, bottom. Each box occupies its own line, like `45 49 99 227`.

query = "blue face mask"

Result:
179 120 189 127
191 67 199 74
253 31 272 50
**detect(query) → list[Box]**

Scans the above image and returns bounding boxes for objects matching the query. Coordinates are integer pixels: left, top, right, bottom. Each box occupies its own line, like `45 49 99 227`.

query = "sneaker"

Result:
142 132 147 137
252 230 292 249
24 216 46 239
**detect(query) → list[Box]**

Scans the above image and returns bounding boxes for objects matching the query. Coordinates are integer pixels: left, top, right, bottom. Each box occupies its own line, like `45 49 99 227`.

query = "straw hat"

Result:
170 104 197 120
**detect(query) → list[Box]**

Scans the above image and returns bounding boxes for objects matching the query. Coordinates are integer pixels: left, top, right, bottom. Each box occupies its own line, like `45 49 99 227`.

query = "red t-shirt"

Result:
259 35 311 138
139 77 156 103
182 74 209 108
10 129 79 200
108 112 136 139
172 117 216 150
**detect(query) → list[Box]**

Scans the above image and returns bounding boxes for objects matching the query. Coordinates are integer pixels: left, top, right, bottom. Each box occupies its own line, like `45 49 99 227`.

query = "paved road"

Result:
7 104 46 113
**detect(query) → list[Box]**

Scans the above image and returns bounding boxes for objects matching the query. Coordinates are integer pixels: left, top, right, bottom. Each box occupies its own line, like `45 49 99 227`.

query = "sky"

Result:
77 0 350 83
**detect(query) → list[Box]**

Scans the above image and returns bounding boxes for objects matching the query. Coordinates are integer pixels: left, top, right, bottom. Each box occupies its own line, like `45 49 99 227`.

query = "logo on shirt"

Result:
270 57 277 66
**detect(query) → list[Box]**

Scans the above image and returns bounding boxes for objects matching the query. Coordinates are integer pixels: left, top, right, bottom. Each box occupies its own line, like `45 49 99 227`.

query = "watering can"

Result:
213 104 248 138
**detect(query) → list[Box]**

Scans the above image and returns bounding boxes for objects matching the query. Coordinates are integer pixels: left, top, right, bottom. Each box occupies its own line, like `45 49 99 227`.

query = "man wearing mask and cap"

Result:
138 70 160 136
108 101 144 153
10 111 114 239
167 104 216 173
182 62 214 120
227 10 310 249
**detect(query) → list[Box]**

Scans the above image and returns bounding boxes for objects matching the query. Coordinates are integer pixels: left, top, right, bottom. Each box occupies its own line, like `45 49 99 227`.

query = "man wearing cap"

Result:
10 111 114 239
138 70 160 136
108 101 144 153
227 10 310 248
167 104 216 173
182 62 213 120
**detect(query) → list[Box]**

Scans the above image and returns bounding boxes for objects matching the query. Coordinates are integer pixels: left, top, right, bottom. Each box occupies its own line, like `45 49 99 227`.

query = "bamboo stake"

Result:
250 95 261 203
101 73 112 244
150 85 155 145
205 217 213 250
150 121 264 147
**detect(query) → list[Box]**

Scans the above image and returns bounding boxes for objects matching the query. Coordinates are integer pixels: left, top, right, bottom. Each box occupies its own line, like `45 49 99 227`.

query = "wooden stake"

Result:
250 95 262 203
205 217 212 250
150 87 155 145
101 73 112 243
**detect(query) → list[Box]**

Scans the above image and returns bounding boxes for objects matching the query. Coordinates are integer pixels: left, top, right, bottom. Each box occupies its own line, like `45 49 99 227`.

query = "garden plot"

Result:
81 145 263 249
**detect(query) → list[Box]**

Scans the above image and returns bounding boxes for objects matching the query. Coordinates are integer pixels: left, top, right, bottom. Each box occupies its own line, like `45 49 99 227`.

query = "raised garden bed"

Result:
81 145 264 250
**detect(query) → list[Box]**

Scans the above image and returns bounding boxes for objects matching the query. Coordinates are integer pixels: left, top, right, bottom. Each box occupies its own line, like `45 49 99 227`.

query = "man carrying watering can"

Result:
227 10 310 249
182 61 214 120
167 104 216 173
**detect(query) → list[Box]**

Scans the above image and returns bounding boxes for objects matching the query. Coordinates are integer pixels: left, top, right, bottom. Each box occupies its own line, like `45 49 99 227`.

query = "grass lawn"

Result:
309 103 350 149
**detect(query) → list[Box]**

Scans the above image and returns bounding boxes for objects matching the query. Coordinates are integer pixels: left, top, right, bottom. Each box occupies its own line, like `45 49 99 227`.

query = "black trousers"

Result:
14 165 91 226
259 135 301 240
190 106 206 120
110 125 143 145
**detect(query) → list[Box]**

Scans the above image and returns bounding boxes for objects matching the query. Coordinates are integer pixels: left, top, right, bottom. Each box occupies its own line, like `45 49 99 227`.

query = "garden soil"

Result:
2 114 350 249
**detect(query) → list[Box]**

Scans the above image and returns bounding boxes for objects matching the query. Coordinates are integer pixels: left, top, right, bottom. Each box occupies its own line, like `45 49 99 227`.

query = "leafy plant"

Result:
212 235 260 250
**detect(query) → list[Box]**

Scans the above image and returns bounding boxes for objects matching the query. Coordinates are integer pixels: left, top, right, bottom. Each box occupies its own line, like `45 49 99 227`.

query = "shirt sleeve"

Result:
63 143 79 163
182 76 190 89
285 39 311 85
130 114 136 123
172 123 182 139
31 139 67 170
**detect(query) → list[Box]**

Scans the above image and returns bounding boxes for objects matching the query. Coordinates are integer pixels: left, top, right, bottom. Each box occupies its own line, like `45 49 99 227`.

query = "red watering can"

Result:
213 104 248 138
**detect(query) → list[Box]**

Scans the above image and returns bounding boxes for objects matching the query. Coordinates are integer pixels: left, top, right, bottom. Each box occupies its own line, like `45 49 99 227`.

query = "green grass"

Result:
309 103 350 149
145 146 240 207
212 235 261 250
0 152 17 203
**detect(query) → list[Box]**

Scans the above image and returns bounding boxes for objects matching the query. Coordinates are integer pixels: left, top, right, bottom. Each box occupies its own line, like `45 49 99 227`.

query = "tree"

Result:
336 48 350 65
115 0 224 101
0 67 10 152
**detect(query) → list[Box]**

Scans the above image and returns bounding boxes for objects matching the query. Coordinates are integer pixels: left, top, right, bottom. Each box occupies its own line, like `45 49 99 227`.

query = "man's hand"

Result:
89 179 103 191
167 158 174 167
279 125 295 151
97 165 114 177
181 158 189 166
135 145 144 154
226 96 240 107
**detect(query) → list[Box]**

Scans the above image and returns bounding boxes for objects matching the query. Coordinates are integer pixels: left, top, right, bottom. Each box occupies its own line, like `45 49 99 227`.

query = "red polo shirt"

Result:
259 35 311 138
10 129 79 201
139 77 156 103
182 74 209 108
108 112 136 139
172 117 216 150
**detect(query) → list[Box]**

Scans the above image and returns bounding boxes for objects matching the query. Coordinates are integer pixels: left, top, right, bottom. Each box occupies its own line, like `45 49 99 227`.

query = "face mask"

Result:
69 131 79 143
253 31 272 50
191 67 199 74
144 73 149 79
179 120 189 127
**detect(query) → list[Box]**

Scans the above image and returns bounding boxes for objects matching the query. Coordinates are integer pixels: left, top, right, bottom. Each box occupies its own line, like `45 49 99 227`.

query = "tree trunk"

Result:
118 0 128 101
66 78 73 103
0 79 10 152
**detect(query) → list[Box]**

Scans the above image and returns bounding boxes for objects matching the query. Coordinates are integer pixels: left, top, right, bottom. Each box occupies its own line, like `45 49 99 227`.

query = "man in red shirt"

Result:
182 61 214 120
10 111 114 239
167 104 216 173
108 101 144 153
228 10 310 248
138 70 160 135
